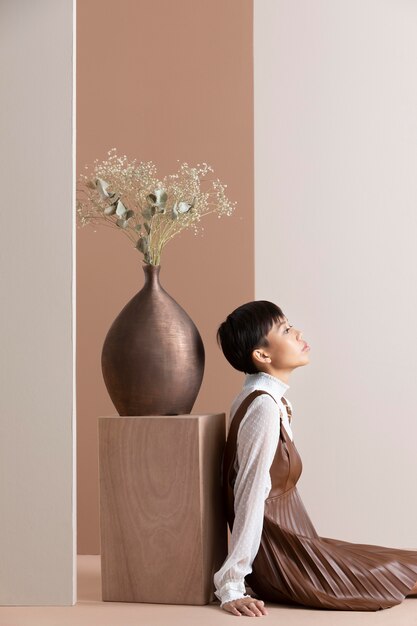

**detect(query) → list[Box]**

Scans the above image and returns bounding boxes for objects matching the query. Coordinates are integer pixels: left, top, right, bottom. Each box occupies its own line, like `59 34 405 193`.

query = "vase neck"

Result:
143 264 161 288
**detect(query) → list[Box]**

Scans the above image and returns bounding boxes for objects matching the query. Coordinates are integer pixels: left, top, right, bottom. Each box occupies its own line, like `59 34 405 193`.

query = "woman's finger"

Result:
255 600 268 615
224 602 243 615
241 604 256 616
247 601 263 616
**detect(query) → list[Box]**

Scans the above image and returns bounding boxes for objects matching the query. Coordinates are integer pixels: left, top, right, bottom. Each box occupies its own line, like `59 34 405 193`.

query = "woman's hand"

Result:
222 596 268 616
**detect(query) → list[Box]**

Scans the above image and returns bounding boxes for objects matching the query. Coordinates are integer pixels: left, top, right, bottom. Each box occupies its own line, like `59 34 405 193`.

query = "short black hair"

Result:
216 300 285 374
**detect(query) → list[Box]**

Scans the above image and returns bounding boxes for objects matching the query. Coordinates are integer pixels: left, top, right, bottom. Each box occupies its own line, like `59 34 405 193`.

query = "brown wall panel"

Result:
77 0 254 553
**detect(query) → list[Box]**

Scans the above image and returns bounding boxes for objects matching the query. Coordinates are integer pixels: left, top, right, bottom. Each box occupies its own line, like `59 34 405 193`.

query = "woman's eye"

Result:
285 325 292 334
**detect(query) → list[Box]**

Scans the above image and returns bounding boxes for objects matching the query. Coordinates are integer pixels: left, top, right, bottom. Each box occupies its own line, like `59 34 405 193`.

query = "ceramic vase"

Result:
101 264 205 415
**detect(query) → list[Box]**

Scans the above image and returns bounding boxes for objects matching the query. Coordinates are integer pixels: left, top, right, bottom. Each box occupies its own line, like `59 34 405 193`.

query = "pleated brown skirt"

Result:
222 389 417 611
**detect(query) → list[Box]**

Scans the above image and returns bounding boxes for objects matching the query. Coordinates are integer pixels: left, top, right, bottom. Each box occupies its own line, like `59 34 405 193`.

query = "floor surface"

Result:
0 555 417 625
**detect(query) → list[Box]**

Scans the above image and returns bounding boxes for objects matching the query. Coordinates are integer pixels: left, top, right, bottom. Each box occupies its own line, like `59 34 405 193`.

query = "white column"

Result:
254 0 417 547
0 0 76 604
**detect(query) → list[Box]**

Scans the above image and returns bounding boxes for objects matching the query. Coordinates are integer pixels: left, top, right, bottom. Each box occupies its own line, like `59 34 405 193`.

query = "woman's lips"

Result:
302 342 310 351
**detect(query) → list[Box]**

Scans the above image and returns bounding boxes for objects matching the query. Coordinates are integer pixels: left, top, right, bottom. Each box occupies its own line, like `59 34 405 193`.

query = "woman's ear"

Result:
252 348 271 366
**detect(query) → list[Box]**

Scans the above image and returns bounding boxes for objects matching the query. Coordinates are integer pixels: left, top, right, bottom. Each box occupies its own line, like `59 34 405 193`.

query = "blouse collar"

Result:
243 371 289 404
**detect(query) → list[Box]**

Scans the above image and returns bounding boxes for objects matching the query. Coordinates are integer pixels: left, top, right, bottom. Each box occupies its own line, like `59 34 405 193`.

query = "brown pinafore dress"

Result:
222 389 417 611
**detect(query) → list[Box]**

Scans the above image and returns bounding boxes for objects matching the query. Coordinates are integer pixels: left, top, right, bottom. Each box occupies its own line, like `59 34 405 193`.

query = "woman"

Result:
213 300 417 617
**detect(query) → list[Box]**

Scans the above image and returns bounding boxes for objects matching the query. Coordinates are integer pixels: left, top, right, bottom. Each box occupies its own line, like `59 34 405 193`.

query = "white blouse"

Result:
213 371 294 608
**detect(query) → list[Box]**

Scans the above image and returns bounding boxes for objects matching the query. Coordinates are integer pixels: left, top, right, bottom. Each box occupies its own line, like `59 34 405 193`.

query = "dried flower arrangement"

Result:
76 148 237 266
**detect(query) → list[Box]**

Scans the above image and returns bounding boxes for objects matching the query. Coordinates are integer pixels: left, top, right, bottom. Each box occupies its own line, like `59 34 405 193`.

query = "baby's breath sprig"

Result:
76 148 237 265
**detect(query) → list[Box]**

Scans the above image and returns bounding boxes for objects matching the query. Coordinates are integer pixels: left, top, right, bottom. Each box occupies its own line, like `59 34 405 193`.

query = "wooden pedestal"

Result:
98 413 227 605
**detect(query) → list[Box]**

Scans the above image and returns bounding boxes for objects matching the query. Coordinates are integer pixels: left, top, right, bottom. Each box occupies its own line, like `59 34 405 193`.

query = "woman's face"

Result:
252 316 311 372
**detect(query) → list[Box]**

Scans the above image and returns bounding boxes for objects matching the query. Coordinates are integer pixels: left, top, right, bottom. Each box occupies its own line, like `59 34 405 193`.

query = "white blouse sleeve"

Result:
213 393 281 608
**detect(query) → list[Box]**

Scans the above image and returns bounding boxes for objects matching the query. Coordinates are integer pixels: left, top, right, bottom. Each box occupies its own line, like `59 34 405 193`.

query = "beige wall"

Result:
0 0 75 605
255 0 417 546
77 0 254 554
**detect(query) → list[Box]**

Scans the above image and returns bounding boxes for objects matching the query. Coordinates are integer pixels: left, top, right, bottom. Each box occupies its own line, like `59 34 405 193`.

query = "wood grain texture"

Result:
98 414 227 604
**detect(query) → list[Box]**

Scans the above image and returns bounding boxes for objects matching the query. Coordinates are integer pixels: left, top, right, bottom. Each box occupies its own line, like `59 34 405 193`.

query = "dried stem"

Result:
76 149 237 265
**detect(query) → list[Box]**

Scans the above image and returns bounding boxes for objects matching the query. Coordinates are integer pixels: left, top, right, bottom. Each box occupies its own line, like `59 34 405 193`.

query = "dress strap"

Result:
281 396 292 424
221 389 276 530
